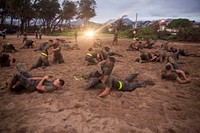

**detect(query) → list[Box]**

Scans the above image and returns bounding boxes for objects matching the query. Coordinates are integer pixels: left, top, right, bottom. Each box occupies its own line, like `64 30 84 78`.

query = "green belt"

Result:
118 81 123 90
87 53 92 57
41 52 48 57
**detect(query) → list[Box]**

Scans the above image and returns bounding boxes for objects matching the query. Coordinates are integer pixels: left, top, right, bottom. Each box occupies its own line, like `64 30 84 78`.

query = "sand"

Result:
0 34 200 133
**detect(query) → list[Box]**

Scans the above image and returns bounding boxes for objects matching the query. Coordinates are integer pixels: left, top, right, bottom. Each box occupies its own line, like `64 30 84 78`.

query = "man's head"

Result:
12 58 16 63
88 47 94 51
104 46 110 52
48 39 53 45
53 79 65 88
54 38 60 45
107 57 116 64
165 64 172 71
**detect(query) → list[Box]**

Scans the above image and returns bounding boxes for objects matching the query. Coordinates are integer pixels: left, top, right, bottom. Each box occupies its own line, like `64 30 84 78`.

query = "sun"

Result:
85 30 95 37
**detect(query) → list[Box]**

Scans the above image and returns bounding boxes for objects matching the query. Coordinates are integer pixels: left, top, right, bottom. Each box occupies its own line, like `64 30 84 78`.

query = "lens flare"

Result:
85 30 95 37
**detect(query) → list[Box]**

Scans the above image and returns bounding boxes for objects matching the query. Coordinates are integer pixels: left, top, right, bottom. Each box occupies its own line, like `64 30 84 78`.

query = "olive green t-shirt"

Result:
34 80 57 93
162 71 178 80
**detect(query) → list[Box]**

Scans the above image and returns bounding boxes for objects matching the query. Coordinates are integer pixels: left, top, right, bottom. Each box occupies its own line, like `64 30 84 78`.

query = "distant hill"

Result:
122 18 133 25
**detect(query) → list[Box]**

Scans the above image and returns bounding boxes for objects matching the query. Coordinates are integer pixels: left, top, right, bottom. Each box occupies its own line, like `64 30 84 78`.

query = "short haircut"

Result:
49 39 53 42
165 64 171 71
88 47 93 51
56 38 60 41
109 57 116 63
104 46 110 51
12 58 16 63
59 79 65 86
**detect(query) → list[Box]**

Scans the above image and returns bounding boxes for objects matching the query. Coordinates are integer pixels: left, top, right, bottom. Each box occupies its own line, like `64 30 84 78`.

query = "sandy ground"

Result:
0 34 200 133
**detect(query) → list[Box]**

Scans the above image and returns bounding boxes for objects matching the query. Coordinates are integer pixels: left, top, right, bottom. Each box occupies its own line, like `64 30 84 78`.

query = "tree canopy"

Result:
0 0 97 33
167 18 192 29
77 0 96 25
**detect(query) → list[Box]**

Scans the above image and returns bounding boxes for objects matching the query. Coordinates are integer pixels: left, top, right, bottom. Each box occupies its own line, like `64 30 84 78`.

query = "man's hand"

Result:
98 69 103 74
43 76 50 80
186 77 191 82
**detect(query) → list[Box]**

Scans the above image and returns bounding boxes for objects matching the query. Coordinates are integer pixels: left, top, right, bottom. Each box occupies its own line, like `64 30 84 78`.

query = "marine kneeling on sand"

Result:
30 40 54 70
85 48 108 65
87 56 116 84
0 52 16 67
2 43 18 53
6 63 65 93
20 40 35 49
52 38 65 64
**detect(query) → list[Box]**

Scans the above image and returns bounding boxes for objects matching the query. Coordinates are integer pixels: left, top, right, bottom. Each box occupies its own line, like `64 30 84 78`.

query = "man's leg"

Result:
121 81 148 92
31 57 43 70
58 55 65 64
87 58 96 65
17 63 32 78
124 73 139 83
42 57 50 66
52 55 57 64
13 73 36 92
88 70 101 79
85 77 100 90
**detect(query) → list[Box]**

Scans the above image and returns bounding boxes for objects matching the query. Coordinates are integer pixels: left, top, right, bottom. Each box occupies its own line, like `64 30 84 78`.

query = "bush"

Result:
176 27 200 42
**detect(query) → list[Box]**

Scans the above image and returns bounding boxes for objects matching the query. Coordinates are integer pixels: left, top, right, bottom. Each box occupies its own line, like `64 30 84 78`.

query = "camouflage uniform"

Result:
52 44 65 64
85 73 149 91
2 43 17 53
0 53 10 67
20 40 34 49
140 52 152 63
85 50 108 65
10 64 57 93
31 45 51 70
112 30 118 45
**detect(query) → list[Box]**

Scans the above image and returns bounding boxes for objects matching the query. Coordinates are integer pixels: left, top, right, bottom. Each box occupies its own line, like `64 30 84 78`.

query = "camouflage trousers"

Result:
53 54 65 64
31 55 49 69
10 64 36 92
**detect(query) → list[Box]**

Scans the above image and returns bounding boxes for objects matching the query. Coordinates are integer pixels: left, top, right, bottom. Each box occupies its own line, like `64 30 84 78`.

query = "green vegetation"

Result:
120 18 200 42
0 0 97 33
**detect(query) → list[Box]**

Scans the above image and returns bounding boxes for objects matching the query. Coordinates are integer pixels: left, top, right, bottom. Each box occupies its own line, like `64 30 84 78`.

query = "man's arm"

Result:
29 77 43 80
101 75 108 84
47 47 53 55
97 60 106 74
36 76 49 92
98 87 111 97
52 47 60 52
176 77 190 84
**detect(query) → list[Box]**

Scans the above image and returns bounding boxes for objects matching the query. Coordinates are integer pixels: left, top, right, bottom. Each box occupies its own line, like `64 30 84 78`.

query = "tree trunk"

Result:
68 19 71 28
1 16 5 25
20 19 25 33
10 17 14 27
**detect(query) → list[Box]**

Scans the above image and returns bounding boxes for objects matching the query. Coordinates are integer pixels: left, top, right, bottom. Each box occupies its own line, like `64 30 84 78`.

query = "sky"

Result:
60 0 200 23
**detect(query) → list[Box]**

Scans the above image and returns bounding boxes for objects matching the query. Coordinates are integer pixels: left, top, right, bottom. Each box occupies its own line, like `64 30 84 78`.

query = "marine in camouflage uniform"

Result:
30 40 53 70
8 64 65 93
103 46 123 57
52 39 65 64
87 57 116 84
85 48 108 65
20 40 35 49
112 30 118 45
161 63 190 84
0 53 16 67
2 43 18 53
85 73 152 97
